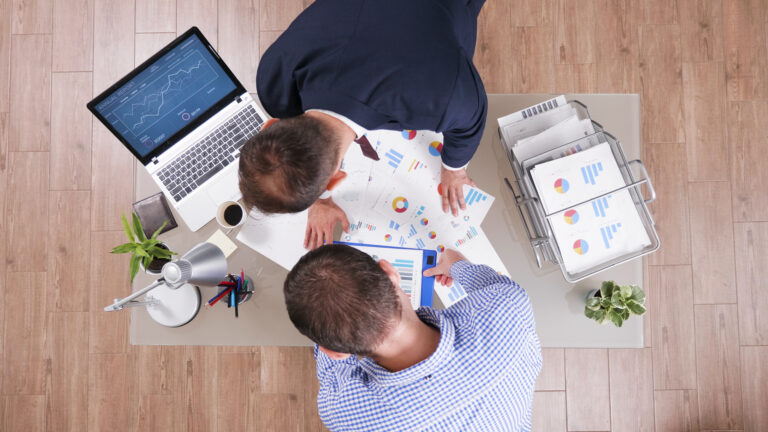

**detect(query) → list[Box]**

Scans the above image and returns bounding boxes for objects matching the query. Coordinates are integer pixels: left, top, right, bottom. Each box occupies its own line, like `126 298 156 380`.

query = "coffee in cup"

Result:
216 201 246 228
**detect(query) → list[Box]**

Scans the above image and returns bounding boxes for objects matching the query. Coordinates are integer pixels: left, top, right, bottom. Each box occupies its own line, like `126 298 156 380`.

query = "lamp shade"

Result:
162 242 227 288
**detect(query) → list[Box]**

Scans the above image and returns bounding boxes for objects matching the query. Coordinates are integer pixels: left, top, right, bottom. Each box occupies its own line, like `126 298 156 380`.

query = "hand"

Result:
304 198 350 250
423 249 467 286
440 166 476 217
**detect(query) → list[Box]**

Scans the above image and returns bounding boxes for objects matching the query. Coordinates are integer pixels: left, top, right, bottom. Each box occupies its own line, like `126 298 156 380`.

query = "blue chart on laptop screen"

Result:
93 34 237 157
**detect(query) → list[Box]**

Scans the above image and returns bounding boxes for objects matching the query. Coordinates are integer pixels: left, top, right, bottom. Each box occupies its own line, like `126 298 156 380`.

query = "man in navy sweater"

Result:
239 0 488 249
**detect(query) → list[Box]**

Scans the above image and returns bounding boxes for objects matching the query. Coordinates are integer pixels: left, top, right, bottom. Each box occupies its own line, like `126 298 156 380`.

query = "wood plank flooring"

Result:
1 0 767 430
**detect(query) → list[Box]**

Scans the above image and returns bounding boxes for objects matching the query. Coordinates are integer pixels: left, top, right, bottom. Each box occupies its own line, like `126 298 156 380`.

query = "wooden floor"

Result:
1 0 767 430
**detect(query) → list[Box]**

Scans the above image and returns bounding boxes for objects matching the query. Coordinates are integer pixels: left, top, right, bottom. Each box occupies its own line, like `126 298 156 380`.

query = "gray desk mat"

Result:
131 94 644 348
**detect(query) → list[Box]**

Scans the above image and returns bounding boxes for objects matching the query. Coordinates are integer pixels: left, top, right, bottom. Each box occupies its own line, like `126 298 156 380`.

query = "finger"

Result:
324 225 334 245
304 225 312 249
341 213 351 233
469 178 477 187
441 184 450 213
445 277 453 286
423 266 440 277
456 185 467 211
312 229 323 250
449 187 460 217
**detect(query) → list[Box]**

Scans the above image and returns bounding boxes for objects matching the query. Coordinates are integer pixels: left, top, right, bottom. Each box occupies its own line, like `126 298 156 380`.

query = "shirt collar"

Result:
358 308 455 387
306 109 367 140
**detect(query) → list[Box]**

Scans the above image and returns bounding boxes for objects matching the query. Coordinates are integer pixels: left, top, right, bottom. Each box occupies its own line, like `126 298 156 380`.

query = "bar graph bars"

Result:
385 149 404 172
455 226 479 247
580 162 604 185
392 258 416 303
600 223 622 248
591 195 611 217
465 187 488 206
389 220 400 230
407 224 418 238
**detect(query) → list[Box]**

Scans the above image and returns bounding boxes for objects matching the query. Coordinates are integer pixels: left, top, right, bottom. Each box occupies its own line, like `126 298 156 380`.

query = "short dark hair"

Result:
284 244 402 356
238 115 339 213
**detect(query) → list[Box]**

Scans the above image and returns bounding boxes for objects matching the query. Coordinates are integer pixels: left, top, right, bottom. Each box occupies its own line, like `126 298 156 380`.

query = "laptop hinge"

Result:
151 157 160 165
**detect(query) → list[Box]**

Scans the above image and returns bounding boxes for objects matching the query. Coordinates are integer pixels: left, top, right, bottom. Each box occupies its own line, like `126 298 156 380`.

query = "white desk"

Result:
131 93 645 348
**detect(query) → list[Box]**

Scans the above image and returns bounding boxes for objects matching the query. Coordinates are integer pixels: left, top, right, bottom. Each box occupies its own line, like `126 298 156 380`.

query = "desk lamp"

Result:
104 242 227 327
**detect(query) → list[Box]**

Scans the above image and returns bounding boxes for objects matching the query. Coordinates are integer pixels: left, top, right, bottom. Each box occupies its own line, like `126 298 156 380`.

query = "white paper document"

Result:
236 209 309 270
530 142 625 215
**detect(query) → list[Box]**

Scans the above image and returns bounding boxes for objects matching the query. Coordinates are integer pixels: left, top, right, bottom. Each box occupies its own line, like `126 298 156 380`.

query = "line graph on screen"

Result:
113 50 219 135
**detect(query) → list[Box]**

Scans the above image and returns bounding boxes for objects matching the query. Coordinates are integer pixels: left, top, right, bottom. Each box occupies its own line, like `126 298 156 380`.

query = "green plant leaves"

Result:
611 291 626 309
594 309 606 323
600 280 615 298
586 297 601 311
121 214 135 243
620 284 632 299
587 281 648 327
129 255 140 283
111 242 135 254
609 310 624 327
631 285 645 304
132 213 147 242
626 300 647 316
150 220 169 240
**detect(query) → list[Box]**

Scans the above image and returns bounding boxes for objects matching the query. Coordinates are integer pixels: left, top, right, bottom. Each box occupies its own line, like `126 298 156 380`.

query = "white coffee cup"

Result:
216 200 246 228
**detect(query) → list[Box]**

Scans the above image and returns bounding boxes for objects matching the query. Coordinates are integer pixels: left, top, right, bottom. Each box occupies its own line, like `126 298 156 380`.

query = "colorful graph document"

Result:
548 190 651 274
530 142 625 215
529 142 651 274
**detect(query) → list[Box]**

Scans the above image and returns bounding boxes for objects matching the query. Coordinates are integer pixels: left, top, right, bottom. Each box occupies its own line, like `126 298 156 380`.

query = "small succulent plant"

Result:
584 281 646 327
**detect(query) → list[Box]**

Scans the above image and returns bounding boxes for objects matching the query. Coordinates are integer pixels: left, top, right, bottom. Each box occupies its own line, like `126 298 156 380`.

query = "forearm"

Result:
449 260 514 293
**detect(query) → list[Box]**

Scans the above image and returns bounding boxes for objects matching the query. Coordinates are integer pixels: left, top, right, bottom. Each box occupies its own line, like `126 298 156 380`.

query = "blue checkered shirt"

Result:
314 261 542 431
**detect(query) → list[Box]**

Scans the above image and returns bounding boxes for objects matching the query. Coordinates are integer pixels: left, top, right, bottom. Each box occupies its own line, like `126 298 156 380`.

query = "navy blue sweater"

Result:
256 0 488 168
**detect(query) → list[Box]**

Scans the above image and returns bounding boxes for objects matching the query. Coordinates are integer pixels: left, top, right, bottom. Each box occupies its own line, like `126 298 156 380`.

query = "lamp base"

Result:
145 283 201 327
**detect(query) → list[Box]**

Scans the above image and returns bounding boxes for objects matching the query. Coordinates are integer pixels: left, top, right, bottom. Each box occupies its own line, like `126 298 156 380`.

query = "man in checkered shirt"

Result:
284 244 542 431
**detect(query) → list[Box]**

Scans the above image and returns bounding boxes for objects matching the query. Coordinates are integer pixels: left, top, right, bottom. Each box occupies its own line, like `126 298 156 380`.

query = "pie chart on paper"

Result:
564 209 579 225
428 141 443 156
402 130 417 140
392 196 409 213
573 239 589 255
554 178 570 194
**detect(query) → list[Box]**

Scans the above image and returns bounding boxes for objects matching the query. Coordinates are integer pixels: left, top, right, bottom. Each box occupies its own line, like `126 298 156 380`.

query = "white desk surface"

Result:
131 93 645 348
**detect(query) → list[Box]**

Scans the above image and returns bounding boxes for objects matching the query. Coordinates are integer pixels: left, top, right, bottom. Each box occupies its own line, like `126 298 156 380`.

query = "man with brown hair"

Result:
284 245 542 431
239 0 488 249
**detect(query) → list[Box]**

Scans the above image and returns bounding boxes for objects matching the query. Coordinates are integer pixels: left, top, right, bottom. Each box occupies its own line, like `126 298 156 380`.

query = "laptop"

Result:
88 27 267 231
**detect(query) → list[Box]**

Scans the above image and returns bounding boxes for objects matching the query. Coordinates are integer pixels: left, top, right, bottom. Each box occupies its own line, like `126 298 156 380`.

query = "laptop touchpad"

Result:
206 167 242 204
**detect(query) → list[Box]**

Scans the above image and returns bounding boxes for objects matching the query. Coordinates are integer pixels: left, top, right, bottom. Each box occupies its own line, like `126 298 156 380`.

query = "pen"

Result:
207 287 233 308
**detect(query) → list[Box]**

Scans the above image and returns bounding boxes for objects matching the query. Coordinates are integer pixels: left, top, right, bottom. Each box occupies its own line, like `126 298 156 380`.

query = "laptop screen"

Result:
90 31 239 158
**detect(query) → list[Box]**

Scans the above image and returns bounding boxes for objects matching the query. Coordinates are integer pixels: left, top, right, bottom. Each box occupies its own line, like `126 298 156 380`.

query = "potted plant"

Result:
111 213 176 282
584 281 646 327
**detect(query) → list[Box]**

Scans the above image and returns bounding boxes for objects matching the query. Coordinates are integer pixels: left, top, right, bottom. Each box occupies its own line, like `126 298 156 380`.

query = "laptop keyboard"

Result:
158 105 263 202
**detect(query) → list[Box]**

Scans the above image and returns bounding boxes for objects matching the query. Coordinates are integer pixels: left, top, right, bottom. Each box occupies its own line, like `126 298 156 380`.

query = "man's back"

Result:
256 0 488 167
314 262 542 431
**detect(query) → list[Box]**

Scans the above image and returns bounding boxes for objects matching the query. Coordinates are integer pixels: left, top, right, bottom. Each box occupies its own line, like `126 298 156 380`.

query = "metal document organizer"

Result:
500 100 660 283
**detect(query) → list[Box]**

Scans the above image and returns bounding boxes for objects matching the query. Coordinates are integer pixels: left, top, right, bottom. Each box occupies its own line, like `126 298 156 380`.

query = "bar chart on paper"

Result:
392 258 421 308
464 187 489 206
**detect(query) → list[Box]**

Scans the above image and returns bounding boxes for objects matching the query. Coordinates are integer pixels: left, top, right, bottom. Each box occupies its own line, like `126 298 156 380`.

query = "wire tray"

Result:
501 100 660 283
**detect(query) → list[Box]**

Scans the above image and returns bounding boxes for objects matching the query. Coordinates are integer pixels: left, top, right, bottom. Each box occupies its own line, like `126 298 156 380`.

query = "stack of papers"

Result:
237 129 507 308
530 143 651 274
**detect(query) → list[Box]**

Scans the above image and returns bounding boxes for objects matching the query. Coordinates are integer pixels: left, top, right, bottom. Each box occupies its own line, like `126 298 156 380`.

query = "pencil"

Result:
207 287 233 308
